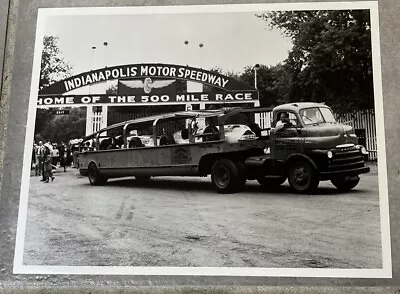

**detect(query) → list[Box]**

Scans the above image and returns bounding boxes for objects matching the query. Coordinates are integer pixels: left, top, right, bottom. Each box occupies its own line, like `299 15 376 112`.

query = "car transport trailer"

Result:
79 103 370 193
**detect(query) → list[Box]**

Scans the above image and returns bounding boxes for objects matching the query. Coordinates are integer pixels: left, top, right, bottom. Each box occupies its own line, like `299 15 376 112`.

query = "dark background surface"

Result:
1 0 400 292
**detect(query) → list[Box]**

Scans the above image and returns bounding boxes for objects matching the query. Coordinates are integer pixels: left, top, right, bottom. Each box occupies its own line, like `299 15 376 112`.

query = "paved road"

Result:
23 165 382 268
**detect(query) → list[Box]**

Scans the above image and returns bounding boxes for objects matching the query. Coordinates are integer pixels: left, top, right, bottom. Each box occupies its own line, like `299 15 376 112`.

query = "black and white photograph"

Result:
13 2 391 277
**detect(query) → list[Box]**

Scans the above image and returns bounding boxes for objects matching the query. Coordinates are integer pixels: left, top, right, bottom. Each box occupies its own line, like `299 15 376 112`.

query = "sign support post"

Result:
86 106 93 136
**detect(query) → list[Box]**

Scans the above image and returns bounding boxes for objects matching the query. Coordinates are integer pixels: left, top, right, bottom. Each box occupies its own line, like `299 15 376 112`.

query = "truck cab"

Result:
250 102 370 192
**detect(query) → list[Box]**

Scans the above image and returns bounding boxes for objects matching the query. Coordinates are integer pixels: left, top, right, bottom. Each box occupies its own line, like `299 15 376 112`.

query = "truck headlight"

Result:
361 146 368 155
327 151 333 159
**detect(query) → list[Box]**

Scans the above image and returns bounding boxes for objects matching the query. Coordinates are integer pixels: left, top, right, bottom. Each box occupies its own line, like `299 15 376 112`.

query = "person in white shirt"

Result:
275 112 291 132
52 144 59 167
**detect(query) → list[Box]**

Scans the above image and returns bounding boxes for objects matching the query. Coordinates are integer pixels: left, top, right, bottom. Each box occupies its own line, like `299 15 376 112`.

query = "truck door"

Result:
271 111 302 161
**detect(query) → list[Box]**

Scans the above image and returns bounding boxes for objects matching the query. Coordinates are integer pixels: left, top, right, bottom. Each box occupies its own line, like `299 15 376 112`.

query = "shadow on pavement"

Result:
101 177 364 197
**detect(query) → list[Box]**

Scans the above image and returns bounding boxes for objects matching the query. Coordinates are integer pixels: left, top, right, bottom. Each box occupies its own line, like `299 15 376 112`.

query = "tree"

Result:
38 108 86 143
239 64 288 107
35 36 74 142
34 108 55 142
258 10 373 113
105 84 118 95
40 35 72 89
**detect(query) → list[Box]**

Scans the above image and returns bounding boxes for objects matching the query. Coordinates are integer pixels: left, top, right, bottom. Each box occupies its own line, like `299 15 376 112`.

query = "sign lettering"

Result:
40 63 256 95
37 92 258 107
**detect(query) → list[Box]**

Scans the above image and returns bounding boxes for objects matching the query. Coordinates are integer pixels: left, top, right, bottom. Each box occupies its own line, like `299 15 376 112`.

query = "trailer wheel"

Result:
135 175 151 183
211 159 243 193
88 162 107 186
331 176 360 192
257 176 286 187
288 159 319 193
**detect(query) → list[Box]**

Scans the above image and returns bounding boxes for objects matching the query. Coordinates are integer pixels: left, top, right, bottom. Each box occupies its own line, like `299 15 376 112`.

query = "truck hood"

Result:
302 123 357 149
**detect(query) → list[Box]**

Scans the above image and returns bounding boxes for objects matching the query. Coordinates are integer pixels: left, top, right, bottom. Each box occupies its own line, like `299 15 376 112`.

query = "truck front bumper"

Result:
319 166 370 181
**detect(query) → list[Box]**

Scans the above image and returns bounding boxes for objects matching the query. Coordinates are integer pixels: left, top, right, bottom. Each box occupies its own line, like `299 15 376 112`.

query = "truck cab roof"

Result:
273 102 329 113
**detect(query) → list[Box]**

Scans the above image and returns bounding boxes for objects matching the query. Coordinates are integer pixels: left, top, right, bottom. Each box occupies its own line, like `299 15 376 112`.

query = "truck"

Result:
79 102 370 193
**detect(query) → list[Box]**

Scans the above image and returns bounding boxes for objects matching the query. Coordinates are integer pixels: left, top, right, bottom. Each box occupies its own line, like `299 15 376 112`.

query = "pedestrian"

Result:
70 140 80 168
59 142 69 172
32 143 37 174
47 140 55 170
66 142 73 167
36 141 45 180
42 143 54 183
52 143 59 167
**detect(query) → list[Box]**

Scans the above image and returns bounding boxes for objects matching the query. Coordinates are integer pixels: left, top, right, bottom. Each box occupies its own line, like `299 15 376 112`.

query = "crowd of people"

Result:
31 139 82 182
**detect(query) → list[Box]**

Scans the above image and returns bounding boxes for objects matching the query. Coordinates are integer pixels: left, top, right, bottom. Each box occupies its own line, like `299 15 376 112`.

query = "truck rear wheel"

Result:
88 162 108 186
211 159 245 193
288 159 319 193
331 176 360 192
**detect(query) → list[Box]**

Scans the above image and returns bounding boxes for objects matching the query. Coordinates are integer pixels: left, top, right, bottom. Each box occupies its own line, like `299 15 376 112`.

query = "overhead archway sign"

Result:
38 63 259 106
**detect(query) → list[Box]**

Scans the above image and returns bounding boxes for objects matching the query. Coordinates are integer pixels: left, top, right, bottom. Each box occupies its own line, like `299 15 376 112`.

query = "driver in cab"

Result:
275 112 292 132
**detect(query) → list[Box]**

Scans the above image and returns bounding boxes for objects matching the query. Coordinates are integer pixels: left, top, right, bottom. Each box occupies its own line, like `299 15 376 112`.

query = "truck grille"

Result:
328 146 365 172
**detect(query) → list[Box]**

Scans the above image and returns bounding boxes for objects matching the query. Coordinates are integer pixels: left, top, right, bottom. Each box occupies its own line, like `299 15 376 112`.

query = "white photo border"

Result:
13 1 391 278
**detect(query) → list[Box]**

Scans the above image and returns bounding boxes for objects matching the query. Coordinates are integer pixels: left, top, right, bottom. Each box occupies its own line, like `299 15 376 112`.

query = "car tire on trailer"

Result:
211 159 245 193
288 159 319 193
88 162 108 186
331 176 360 192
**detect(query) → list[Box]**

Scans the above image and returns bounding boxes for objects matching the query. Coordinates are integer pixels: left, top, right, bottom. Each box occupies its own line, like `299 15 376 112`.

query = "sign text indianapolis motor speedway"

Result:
38 63 257 95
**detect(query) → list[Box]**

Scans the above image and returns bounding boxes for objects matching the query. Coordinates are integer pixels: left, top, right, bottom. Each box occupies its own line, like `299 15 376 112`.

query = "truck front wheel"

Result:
88 162 108 186
288 159 319 193
211 159 245 193
331 176 360 192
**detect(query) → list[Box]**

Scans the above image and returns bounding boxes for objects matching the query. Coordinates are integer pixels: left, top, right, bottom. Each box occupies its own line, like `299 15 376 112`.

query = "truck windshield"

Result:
300 107 336 125
320 107 336 123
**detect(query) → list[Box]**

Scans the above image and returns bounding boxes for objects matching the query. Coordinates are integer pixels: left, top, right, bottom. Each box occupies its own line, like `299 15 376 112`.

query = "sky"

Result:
43 11 293 76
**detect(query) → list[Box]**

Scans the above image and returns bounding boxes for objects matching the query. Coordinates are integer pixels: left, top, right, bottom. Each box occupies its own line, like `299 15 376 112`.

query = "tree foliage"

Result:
257 10 373 112
106 84 118 95
35 36 76 143
40 35 72 89
239 64 288 107
35 108 86 143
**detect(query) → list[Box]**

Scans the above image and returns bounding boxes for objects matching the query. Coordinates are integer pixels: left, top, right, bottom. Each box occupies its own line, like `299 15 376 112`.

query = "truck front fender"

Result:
284 154 319 173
